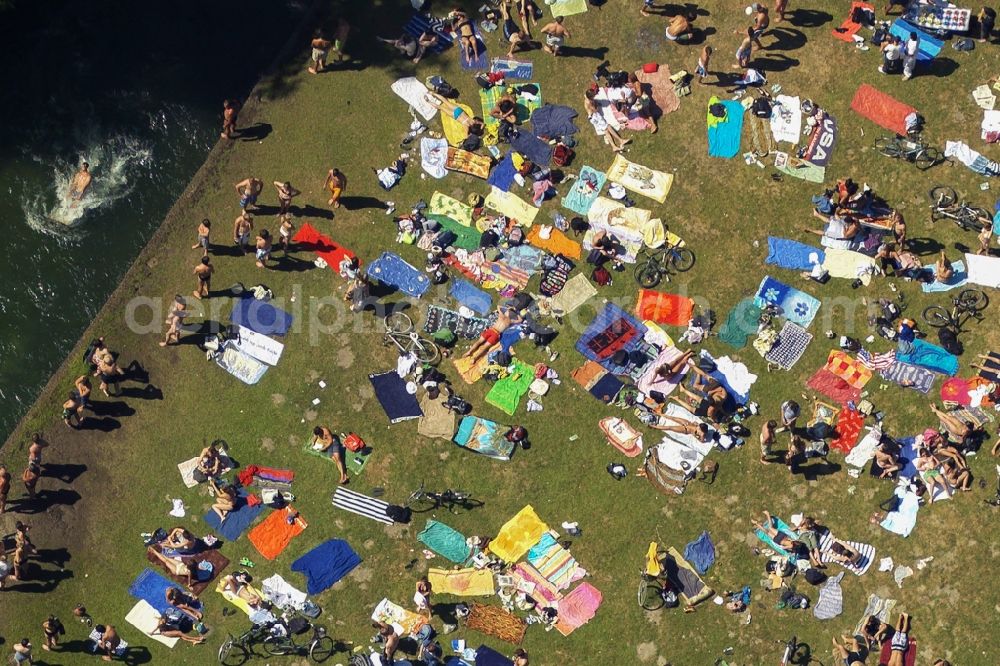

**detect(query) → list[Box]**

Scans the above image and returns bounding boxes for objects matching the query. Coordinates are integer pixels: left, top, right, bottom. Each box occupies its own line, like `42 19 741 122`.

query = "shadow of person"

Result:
77 417 121 432
118 385 164 401
238 122 272 142
6 562 73 592
339 195 386 211
558 45 610 60
122 645 154 665
765 27 808 51
270 255 316 273
88 401 135 418
291 204 335 220
40 462 87 483
35 547 72 568
801 460 841 481
906 237 945 256
14 488 82 513
749 53 800 73
788 8 834 28
122 360 149 385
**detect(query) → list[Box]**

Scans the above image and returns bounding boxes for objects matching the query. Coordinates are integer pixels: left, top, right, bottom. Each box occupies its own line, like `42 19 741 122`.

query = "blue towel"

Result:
510 131 553 166
683 530 716 575
531 104 579 138
203 490 264 542
896 436 919 479
487 153 518 192
128 569 198 615
366 252 430 298
708 100 745 158
475 646 514 666
561 166 606 215
229 296 293 336
490 58 533 80
754 275 822 328
459 32 489 70
889 19 942 61
369 371 424 423
896 338 958 376
765 237 824 271
921 261 967 293
402 14 453 54
450 278 492 315
291 539 362 595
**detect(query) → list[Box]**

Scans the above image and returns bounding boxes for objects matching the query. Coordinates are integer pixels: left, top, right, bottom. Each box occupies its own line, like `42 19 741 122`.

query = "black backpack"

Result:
937 327 963 356
804 568 827 585
385 505 412 524
461 134 482 151
752 96 772 118
709 103 727 119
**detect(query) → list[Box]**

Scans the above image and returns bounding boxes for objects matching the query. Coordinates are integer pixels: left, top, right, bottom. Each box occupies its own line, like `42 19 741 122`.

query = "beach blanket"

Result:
418 519 472 563
454 415 516 460
830 408 865 453
370 371 423 423
531 104 578 139
708 354 757 404
881 486 920 538
896 338 958 376
635 65 680 118
818 530 875 576
417 393 457 440
766 237 824 271
965 252 1000 288
573 361 625 403
550 273 597 315
292 222 358 273
814 571 846 620
229 295 292 336
770 95 802 143
429 192 475 227
232 326 284 367
485 360 534 415
491 58 533 80
372 598 428 637
392 77 438 121
606 154 673 203
561 166 606 215
402 12 453 52
216 579 265 616
764 320 814 370
215 341 268 385
500 244 544 273
548 0 588 17
832 2 873 42
880 360 936 393
487 152 518 192
458 29 488 71
125 600 177 648
145 545 228 597
555 583 602 636
485 186 539 224
428 568 495 596
260 574 308 612
510 131 553 166
366 252 430 298
823 248 878 284
921 260 967 292
424 304 490 340
845 426 882 469
662 547 714 606
526 225 581 259
585 196 660 255
775 153 827 183
880 638 918 666
707 98 744 158
452 347 495 384
446 147 492 179
129 569 200 616
683 531 716 575
332 486 394 525
528 532 586 590
850 84 916 136
890 19 943 61
441 102 475 146
719 298 763 348
576 302 647 365
421 137 449 179
635 290 693 327
754 275 821 328
450 278 492 315
511 562 562 605
248 507 306 561
825 350 874 389
807 368 862 405
429 214 482 250
480 84 542 129
599 416 644 456
483 259 531 290
466 603 527 644
755 515 797 557
203 490 263 541
302 439 370 475
490 505 548 563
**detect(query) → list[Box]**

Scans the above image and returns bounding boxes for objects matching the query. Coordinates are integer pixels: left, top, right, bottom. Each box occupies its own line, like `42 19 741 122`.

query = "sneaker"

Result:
878 66 885 74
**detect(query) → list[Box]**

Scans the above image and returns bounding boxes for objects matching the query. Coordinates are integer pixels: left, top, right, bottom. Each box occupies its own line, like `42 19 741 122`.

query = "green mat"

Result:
417 519 471 564
429 214 482 251
485 359 534 415
480 84 542 130
775 158 826 184
718 298 763 349
302 442 371 476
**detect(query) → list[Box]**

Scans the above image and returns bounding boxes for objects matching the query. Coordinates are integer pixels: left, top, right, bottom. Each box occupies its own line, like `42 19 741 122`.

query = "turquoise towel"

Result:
754 515 797 559
708 100 745 158
896 338 958 376
417 519 471 563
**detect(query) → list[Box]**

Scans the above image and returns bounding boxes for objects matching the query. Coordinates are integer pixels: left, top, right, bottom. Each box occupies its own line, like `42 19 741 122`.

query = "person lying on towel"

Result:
803 213 862 243
673 362 730 423
752 511 805 554
826 538 863 567
160 527 198 554
649 413 715 443
876 243 926 281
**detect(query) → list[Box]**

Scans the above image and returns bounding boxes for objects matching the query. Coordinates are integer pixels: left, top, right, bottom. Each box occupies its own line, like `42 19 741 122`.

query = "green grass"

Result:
4 1 1000 664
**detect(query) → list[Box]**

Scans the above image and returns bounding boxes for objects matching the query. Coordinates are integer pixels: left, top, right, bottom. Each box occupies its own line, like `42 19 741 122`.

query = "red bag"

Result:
343 433 366 452
552 143 574 167
642 62 658 74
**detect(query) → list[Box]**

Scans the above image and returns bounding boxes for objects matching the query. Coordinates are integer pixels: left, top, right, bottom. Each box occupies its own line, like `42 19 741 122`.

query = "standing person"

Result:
324 168 347 208
665 12 694 41
331 17 351 61
776 399 800 434
977 222 992 255
759 419 777 464
902 32 919 80
12 546 28 580
750 4 770 49
27 433 49 472
95 624 122 662
221 99 240 139
785 435 805 474
160 295 188 347
889 209 907 247
95 351 124 397
696 45 713 84
879 35 902 74
311 426 349 484
375 622 399 663
12 639 33 664
22 463 40 499
233 211 254 254
255 230 273 269
191 219 211 256
278 214 295 255
414 577 433 619
0 464 10 514
735 28 753 68
42 616 65 651
273 181 300 215
68 162 93 205
193 256 213 300
979 7 996 42
234 177 263 212
539 16 570 56
308 31 332 74
774 0 788 23
62 392 85 428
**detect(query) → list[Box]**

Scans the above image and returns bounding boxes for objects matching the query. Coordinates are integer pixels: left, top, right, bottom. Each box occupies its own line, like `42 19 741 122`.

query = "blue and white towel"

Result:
754 275 822 328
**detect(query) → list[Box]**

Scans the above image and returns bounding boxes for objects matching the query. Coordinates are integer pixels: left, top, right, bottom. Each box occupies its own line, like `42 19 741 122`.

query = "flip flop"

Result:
239 557 255 568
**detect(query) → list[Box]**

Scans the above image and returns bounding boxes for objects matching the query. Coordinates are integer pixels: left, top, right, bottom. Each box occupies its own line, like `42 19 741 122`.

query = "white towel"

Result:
707 353 757 405
420 137 449 179
261 574 309 610
391 77 439 121
965 252 1000 289
769 95 802 144
982 109 1000 139
845 426 881 469
125 600 178 648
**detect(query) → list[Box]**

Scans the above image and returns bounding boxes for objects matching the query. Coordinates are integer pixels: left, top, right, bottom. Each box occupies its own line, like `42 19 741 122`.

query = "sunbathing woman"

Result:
649 414 713 443
425 92 486 134
652 350 694 382
874 440 901 479
147 547 194 589
942 459 972 491
163 527 197 553
826 539 862 567
221 571 255 601
914 448 949 503
928 404 977 447
832 634 866 666
449 10 481 62
209 479 238 519
970 351 1000 382
751 511 802 552
166 587 203 621
928 434 967 470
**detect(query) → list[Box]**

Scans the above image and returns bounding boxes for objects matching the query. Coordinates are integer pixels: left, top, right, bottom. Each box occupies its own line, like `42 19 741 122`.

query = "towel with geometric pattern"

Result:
765 320 813 370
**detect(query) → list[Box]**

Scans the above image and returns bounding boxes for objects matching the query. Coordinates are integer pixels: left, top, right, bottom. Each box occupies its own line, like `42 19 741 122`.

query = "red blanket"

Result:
850 84 916 136
237 465 294 486
833 2 874 42
806 368 861 405
635 290 694 327
292 222 359 271
830 407 864 453
879 638 916 666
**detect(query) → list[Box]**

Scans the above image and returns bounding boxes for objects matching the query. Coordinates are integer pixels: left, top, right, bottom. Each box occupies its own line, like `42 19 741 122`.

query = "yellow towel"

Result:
485 187 539 225
489 505 548 563
441 103 474 147
428 568 496 596
606 154 674 203
215 581 264 616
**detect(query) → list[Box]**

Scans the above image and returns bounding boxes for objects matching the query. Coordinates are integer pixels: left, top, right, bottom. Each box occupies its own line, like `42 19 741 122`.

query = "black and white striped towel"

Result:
332 487 394 525
818 530 875 576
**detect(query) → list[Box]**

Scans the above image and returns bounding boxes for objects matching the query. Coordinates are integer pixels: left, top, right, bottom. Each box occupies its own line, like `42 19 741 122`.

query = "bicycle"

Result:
383 311 440 364
406 481 483 514
928 186 993 232
634 239 695 288
874 134 941 170
637 542 670 611
922 289 988 331
218 616 335 665
777 635 825 666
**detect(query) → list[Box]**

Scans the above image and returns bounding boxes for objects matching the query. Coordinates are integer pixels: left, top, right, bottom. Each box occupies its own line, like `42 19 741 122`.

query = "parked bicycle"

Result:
634 239 695 288
922 289 988 331
875 134 941 170
406 481 483 514
218 614 335 665
928 186 993 232
637 542 673 611
383 311 440 364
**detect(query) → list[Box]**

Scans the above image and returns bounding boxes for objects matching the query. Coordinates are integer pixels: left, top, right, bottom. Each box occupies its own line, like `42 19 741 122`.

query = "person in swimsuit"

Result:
95 351 124 396
22 463 40 499
208 478 238 519
166 587 203 620
826 539 862 566
424 92 487 133
255 229 272 269
95 625 122 662
665 12 694 41
696 45 713 84
751 511 803 551
160 295 188 347
934 250 954 283
735 28 753 68
278 213 295 255
191 218 211 256
774 0 788 22
874 440 901 478
539 16 570 55
750 4 770 49
489 93 519 125
0 464 10 514
154 613 206 644
450 10 481 61
221 99 240 139
308 30 332 74
27 433 48 469
324 168 347 208
377 32 439 63
162 527 196 553
221 570 255 600
273 180 300 215
464 308 522 363
653 349 694 383
233 211 254 254
234 177 263 212
650 414 714 442
413 577 433 618
512 649 530 666
42 616 65 652
888 210 906 247
62 391 85 428
971 352 1000 382
584 91 629 153
516 0 540 38
914 448 948 502
831 634 865 666
886 613 911 666
499 2 528 57
977 222 993 256
193 256 213 300
312 426 349 484
69 162 93 204
12 639 33 665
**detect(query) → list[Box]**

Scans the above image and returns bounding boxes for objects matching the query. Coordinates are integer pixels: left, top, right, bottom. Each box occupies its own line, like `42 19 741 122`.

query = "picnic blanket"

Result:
510 131 554 166
550 273 597 315
427 568 495 596
807 368 862 405
370 371 423 423
229 295 292 336
896 338 958 376
450 278 492 315
561 166 606 215
485 360 534 415
430 192 475 227
606 154 673 203
825 350 874 389
292 222 358 272
818 530 875 576
599 416 643 456
881 485 920 537
446 147 492 179
487 152 518 191
531 104 578 139
635 290 693 327
248 507 306 561
890 19 943 61
754 275 821 328
832 2 873 42
129 569 199 615
719 298 763 348
490 505 548 563
555 583 602 636
332 486 394 525
823 248 878 283
527 532 586 590
125 600 177 648
635 65 680 118
707 98 744 158
965 252 1000 288
850 84 917 136
485 186 539 224
662 547 714 606
215 341 268 385
417 393 457 440
766 237 824 271
480 84 542 129
418 519 472 563
442 102 475 146
421 137 449 179
921 260 967 292
511 562 563 604
391 77 438 121
880 360 936 393
879 637 918 666
548 0 588 17
203 490 263 541
770 95 803 143
454 415 516 460
466 603 527 644
366 252 430 298
683 531 716 575
775 153 827 183
372 598 428 637
145 545 228 597
576 302 647 367
830 408 865 453
290 539 361 595
491 58 533 80
764 320 814 370
526 225 581 259
574 361 625 403
452 347 495 384
232 325 284 367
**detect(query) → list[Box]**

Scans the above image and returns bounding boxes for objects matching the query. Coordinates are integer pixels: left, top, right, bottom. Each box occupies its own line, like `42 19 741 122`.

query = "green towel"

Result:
718 298 763 349
303 443 370 476
485 360 534 415
417 519 471 563
429 214 482 250
480 84 543 129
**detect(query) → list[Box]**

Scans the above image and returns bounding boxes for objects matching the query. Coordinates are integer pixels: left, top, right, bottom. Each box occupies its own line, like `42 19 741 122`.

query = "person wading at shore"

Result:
193 256 213 300
234 177 263 212
221 99 240 139
69 161 92 205
233 211 254 254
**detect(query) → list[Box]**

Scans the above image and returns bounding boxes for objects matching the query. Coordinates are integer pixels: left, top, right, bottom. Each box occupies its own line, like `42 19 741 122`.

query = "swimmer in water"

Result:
69 162 93 205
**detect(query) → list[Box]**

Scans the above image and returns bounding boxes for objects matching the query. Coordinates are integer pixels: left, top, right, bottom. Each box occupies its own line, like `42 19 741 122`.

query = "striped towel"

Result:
332 487 394 525
858 348 896 371
527 532 585 591
511 562 563 603
818 530 874 576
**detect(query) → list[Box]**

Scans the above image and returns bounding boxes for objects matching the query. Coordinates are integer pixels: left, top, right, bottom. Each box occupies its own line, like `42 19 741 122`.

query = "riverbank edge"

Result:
1 0 326 453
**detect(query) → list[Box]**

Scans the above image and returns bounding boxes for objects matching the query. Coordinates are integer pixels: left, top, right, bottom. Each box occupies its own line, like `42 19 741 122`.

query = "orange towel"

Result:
248 506 307 561
526 226 582 260
850 83 916 137
832 2 873 42
635 290 694 327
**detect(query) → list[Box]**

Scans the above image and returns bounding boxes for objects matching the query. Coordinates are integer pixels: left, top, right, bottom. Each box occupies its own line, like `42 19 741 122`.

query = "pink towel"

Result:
555 583 602 636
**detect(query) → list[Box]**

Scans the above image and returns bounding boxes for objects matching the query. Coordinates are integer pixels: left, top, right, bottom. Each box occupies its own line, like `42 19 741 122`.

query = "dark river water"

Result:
0 0 306 439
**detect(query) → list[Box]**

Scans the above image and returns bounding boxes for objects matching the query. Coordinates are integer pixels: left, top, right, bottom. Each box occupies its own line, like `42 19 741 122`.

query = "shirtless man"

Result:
464 308 522 363
759 419 777 464
160 295 188 347
0 464 10 514
22 463 40 499
312 426 349 484
27 433 49 469
539 16 570 56
233 211 254 254
323 168 347 208
95 624 121 662
94 351 124 397
221 99 240 139
255 229 273 269
374 622 399 663
69 162 93 204
234 177 263 212
308 31 332 74
193 256 213 300
191 218 211 256
273 181 300 215
750 4 770 49
934 250 955 283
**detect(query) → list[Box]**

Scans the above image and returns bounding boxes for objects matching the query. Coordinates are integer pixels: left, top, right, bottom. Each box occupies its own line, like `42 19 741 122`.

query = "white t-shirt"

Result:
905 38 919 58
413 590 429 610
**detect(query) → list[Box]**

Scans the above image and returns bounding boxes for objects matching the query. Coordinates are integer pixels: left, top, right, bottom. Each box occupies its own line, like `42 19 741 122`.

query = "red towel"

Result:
850 84 917 136
879 638 916 666
237 465 295 487
292 222 359 271
832 2 874 42
806 368 861 405
830 408 864 453
635 290 694 327
248 507 307 561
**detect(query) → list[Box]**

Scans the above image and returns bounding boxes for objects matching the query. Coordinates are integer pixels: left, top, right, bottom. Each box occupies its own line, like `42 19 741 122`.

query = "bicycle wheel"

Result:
914 146 940 170
413 337 441 365
407 492 438 514
384 311 412 334
638 577 665 611
309 635 335 662
955 208 987 232
264 636 295 656
669 247 696 273
634 260 662 288
922 305 952 328
930 207 949 223
874 136 900 158
970 208 993 229
957 289 988 313
928 186 957 207
218 638 248 666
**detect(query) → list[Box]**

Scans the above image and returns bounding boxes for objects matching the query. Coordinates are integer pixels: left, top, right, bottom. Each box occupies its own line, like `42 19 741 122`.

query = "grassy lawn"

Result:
4 1 1000 664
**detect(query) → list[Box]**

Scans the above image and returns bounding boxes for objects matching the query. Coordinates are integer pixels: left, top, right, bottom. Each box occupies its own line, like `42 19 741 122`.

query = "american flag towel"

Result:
858 348 895 371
